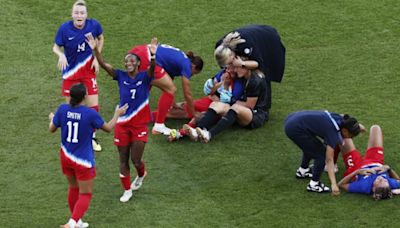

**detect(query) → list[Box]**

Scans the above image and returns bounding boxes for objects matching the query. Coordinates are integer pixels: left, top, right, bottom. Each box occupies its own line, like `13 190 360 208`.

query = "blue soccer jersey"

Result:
53 104 105 168
155 44 192 79
348 171 400 194
55 19 103 80
114 70 153 125
213 69 246 101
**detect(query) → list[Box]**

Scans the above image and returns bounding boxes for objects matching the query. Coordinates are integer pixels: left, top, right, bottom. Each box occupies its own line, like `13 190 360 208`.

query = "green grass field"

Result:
1 0 400 227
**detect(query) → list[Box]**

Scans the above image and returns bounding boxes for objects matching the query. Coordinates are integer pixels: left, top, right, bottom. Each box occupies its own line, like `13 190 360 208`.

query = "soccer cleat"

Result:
92 138 102 152
296 167 313 179
120 189 133 203
324 164 339 173
196 127 211 143
167 129 182 142
307 181 330 193
152 123 172 135
131 171 147 190
77 219 89 228
183 124 198 141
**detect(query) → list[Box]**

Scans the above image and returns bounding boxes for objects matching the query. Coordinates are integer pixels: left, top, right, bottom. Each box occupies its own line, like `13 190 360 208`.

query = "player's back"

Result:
53 104 104 166
155 44 192 78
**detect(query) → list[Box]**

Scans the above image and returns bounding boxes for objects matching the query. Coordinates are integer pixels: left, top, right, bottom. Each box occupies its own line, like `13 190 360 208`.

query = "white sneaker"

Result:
131 171 147 190
183 124 198 141
152 123 171 135
92 138 102 152
119 189 133 203
196 127 211 143
77 219 89 228
324 164 339 173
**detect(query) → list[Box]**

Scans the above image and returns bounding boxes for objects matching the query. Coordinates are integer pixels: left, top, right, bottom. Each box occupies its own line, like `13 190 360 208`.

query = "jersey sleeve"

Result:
90 110 105 129
389 178 400 189
113 69 122 81
52 105 63 128
181 61 192 79
245 76 262 98
91 19 103 37
54 24 65 46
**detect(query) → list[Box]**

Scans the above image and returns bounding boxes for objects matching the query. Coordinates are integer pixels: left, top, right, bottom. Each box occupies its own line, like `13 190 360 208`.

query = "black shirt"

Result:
243 71 268 112
216 25 286 83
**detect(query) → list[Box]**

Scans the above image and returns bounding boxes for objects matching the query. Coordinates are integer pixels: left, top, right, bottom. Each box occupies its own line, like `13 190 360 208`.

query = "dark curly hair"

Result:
341 114 361 137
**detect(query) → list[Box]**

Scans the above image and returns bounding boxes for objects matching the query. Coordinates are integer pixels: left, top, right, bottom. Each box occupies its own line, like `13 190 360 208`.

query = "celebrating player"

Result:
49 83 128 228
284 110 363 194
338 125 400 200
52 0 104 151
128 38 204 135
167 67 246 141
87 35 156 202
186 60 268 143
215 24 286 116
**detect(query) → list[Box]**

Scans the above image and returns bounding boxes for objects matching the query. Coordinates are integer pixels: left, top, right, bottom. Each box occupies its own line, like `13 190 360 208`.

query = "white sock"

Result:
154 123 165 128
309 180 319 187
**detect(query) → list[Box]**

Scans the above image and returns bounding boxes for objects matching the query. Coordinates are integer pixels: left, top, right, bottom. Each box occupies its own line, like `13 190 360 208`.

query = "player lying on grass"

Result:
338 124 400 200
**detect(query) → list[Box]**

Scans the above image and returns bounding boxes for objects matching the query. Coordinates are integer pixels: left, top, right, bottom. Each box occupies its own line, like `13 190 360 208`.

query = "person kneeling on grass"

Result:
185 61 268 143
338 124 400 200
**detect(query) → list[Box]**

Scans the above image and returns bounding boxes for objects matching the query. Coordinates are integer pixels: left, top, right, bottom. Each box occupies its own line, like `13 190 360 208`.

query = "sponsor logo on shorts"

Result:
138 131 147 137
378 150 383 154
114 138 120 142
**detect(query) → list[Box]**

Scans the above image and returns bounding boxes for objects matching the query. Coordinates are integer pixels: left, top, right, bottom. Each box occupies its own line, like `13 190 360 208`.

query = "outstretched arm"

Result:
52 44 68 71
338 168 375 191
181 77 196 117
325 145 339 195
101 104 129 132
86 34 116 78
147 37 157 78
48 112 57 133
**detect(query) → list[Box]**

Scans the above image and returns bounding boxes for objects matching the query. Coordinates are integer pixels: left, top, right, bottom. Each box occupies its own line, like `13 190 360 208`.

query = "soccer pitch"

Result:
1 0 399 227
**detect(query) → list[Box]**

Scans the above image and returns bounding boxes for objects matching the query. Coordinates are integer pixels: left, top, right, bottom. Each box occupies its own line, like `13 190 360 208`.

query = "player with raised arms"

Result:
49 83 128 228
128 38 204 135
87 35 156 202
52 0 104 152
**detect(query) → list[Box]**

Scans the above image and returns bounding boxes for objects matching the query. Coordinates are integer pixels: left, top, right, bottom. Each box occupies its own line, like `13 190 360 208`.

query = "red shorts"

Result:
183 96 213 118
62 77 98 96
129 45 166 80
60 149 96 181
343 147 384 177
114 124 148 146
